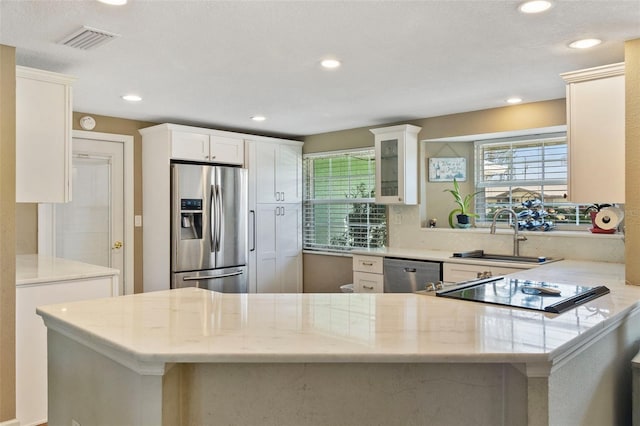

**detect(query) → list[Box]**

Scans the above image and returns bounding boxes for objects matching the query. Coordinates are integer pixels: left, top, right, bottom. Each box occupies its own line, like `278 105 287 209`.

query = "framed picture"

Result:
428 157 467 182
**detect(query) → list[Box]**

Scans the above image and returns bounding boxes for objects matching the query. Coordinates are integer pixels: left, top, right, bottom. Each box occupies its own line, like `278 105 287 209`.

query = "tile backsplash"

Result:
388 205 624 263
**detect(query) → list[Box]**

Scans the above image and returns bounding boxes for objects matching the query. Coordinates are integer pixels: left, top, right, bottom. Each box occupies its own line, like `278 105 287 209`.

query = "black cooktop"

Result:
436 277 610 314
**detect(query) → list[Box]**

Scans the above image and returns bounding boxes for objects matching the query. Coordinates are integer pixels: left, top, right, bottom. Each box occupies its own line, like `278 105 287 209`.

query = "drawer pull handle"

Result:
362 262 374 266
363 285 374 290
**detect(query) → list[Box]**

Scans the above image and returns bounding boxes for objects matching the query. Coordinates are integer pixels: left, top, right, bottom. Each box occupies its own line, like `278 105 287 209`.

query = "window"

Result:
475 133 591 229
303 149 387 251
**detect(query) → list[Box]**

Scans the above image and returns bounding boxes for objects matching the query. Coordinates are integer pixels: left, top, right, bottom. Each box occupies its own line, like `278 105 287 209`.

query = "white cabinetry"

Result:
246 139 303 293
171 130 244 165
254 203 302 293
352 255 384 293
16 66 75 203
370 124 421 205
561 63 625 203
443 262 528 284
255 142 302 204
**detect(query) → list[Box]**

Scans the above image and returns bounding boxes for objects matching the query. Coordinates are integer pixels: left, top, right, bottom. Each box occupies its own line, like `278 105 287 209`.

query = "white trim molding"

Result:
38 130 135 295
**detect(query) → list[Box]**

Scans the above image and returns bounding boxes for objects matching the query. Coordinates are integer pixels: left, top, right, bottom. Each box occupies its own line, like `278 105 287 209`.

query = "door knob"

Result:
112 241 123 249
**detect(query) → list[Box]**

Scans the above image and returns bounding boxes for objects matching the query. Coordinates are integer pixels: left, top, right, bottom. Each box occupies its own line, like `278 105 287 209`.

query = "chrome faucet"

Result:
489 208 527 256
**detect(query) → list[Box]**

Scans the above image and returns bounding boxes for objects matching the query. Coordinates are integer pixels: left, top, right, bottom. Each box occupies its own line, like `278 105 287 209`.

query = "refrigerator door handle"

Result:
214 185 218 251
250 209 256 252
214 184 222 252
182 271 244 281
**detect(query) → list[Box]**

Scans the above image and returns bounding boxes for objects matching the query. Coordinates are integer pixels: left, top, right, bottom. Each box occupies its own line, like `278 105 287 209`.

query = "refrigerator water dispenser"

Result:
180 198 202 240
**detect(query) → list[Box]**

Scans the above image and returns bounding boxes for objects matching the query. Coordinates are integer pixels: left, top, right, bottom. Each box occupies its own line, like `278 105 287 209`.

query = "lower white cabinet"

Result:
353 271 384 293
443 262 528 284
352 255 384 293
254 203 302 293
16 273 119 426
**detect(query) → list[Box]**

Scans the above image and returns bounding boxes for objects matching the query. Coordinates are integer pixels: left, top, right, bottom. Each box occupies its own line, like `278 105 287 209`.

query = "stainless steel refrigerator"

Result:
171 163 248 292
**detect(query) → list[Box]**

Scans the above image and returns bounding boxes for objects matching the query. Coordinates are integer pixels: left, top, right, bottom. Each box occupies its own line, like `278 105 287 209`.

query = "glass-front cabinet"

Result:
370 124 421 204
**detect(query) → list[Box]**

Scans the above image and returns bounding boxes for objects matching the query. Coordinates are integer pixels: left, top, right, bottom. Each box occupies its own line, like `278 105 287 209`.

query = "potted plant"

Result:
443 178 480 228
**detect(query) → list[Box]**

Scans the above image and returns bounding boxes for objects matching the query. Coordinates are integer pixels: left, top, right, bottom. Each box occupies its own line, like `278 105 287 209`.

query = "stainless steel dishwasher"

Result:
383 257 442 293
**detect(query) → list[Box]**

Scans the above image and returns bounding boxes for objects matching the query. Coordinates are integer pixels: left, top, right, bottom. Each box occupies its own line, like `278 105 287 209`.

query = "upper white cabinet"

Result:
170 128 244 165
254 141 302 204
16 66 75 203
561 63 625 204
370 124 421 204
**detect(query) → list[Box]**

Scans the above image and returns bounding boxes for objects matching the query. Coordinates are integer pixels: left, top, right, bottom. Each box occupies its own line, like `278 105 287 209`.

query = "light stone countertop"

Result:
37 259 640 374
352 246 556 269
17 254 120 286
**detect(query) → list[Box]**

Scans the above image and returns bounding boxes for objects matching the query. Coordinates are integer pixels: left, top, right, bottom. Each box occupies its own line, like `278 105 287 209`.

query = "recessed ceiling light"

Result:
569 38 602 49
518 1 552 14
507 97 523 104
251 115 266 122
321 59 341 69
97 0 127 5
122 94 142 102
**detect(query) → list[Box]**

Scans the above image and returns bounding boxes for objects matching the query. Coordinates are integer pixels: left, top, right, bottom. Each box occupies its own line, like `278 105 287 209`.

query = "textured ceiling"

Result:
1 0 639 138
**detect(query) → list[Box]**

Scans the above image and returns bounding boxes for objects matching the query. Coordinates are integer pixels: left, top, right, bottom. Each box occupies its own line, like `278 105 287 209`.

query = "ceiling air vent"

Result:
58 26 120 50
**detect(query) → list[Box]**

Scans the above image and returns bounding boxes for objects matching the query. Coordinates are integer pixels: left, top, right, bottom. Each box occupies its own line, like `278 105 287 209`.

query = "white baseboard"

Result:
0 419 20 426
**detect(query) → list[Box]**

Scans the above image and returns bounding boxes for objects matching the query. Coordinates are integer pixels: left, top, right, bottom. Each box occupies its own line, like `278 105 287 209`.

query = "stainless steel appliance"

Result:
436 276 610 313
383 257 442 293
171 162 248 292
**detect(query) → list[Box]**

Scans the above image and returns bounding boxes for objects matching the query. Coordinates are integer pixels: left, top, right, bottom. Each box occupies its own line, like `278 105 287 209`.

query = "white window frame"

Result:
474 132 591 231
303 148 387 252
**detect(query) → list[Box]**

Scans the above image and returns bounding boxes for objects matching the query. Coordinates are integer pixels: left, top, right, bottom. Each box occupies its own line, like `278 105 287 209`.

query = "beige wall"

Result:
303 253 353 292
626 39 640 285
0 44 16 422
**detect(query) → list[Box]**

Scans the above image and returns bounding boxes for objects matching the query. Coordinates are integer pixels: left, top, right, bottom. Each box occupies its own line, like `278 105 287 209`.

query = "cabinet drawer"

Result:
353 255 383 274
443 262 527 284
353 272 383 293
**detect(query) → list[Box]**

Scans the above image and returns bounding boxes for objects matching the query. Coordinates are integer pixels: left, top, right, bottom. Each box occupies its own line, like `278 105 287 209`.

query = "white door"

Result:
54 138 124 274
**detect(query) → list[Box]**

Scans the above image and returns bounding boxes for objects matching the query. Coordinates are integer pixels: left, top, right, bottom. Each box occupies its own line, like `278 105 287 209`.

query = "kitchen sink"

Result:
452 250 559 264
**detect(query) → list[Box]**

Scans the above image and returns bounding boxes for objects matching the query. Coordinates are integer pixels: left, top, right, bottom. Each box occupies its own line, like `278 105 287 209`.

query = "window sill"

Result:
420 226 624 239
302 249 354 257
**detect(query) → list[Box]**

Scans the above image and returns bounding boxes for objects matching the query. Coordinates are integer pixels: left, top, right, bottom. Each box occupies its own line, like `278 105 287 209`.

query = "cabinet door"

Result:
277 204 303 293
255 204 302 293
170 131 209 162
255 143 279 203
210 135 244 165
16 68 74 203
255 204 279 293
277 144 303 203
566 71 625 203
376 136 401 201
371 124 419 205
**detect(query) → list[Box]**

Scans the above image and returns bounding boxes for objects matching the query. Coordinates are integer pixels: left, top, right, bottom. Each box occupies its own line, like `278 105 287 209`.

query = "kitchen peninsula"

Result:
38 259 640 426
